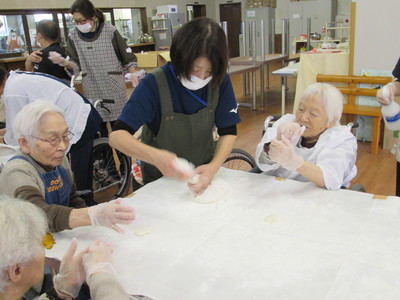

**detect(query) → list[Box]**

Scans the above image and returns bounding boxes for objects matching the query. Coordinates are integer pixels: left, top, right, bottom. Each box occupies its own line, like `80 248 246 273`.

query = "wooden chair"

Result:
316 74 393 154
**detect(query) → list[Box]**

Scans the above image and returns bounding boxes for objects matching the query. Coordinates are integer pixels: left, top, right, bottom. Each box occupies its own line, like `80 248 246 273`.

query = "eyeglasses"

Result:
72 18 88 25
42 232 56 249
31 131 74 147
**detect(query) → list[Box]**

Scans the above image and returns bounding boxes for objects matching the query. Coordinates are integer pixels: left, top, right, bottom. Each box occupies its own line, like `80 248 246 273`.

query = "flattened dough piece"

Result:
264 214 279 224
134 226 153 237
191 178 230 204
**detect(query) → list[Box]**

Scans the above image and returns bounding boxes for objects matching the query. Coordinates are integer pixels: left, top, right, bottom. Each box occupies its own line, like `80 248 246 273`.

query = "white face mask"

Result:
179 75 212 91
76 21 92 33
37 40 42 48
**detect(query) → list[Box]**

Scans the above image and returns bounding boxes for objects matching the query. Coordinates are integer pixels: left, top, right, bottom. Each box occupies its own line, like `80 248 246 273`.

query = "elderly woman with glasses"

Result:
0 67 103 201
255 82 357 190
0 101 135 233
0 197 130 300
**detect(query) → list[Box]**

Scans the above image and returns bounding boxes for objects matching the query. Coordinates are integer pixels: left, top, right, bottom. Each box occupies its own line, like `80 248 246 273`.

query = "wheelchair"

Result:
90 99 132 201
76 99 132 205
226 115 367 192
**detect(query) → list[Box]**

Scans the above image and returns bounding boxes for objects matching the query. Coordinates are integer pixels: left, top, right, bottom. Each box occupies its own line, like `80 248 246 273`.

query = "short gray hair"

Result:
0 197 48 292
299 82 343 126
13 100 64 145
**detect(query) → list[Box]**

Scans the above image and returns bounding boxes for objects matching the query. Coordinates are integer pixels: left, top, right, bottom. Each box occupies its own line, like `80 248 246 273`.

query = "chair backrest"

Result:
316 74 392 111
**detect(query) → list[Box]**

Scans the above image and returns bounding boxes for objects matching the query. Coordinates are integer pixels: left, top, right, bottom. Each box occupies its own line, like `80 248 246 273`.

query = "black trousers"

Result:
69 139 94 191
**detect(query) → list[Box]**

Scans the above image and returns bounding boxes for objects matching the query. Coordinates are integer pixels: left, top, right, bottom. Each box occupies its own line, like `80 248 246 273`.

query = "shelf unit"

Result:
151 17 168 31
150 13 184 50
325 21 350 41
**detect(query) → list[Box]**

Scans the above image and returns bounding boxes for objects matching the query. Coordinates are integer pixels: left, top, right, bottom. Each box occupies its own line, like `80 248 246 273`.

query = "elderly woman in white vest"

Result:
255 82 357 190
0 197 129 300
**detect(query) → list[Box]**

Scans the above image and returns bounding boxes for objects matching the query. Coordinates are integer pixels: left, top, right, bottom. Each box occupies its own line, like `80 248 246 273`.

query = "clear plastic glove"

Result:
88 198 135 233
82 239 116 279
131 69 146 88
48 51 69 67
269 135 304 170
277 122 306 144
377 82 396 106
54 238 87 299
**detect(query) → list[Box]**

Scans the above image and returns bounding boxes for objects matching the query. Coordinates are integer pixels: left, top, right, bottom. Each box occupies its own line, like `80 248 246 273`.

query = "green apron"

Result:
141 68 219 184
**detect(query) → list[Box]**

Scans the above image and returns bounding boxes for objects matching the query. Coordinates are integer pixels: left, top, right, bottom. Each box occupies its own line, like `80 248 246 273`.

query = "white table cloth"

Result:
47 168 400 300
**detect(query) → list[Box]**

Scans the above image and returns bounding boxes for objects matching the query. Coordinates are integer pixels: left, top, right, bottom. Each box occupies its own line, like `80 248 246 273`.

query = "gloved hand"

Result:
88 198 135 233
130 69 146 88
269 135 304 170
277 122 305 144
377 82 396 106
82 239 116 279
173 157 198 183
48 51 69 67
53 238 87 299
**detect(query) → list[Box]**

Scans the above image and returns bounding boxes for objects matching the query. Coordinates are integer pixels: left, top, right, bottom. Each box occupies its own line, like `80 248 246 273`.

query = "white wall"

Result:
353 0 400 75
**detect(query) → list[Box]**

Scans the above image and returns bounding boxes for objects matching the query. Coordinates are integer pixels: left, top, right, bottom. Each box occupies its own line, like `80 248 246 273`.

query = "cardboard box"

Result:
157 5 178 14
135 51 170 73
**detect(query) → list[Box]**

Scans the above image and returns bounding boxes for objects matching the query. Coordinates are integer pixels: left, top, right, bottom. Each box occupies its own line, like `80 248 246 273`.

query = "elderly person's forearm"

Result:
69 207 91 228
296 161 326 188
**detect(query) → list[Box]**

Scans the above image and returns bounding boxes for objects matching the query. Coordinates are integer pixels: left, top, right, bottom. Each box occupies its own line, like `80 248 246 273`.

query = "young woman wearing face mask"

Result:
110 17 241 195
57 0 139 124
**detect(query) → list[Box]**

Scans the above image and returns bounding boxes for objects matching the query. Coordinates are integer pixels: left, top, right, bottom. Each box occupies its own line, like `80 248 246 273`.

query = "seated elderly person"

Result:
255 82 357 190
0 67 103 198
0 101 135 232
0 197 129 300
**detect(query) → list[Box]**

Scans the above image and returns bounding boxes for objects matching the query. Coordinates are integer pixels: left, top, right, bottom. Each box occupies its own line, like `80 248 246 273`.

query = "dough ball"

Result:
189 174 200 184
134 226 153 237
174 157 194 173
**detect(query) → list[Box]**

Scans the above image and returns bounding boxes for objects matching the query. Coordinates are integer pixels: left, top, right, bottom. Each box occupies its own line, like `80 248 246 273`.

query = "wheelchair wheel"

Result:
223 148 256 171
92 137 131 201
350 183 367 193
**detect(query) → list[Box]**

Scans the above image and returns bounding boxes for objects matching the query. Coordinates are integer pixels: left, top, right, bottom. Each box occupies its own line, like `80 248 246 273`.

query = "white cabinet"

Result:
243 7 276 56
150 13 184 50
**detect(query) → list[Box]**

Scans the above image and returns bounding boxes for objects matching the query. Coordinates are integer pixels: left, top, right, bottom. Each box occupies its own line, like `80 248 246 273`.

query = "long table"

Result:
230 54 288 109
46 168 399 299
227 64 259 110
272 62 300 115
